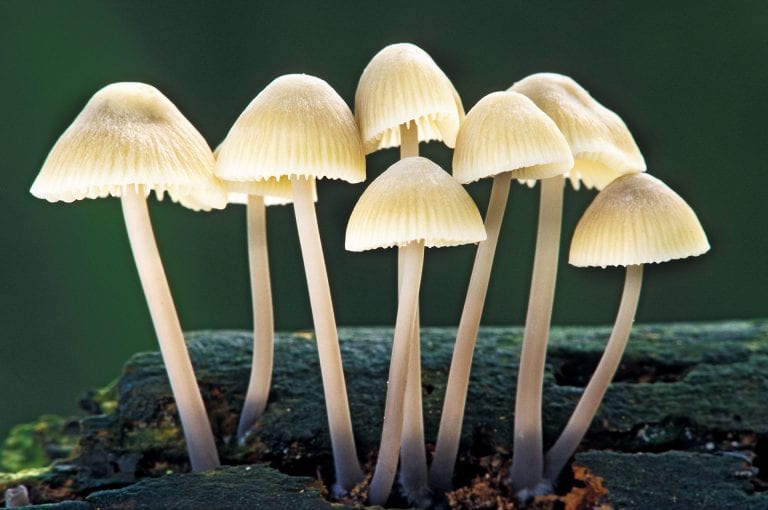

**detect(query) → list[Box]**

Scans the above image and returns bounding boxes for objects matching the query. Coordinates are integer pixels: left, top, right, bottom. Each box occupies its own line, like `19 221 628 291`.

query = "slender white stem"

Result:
397 121 429 503
430 172 512 492
544 264 643 481
509 174 564 494
369 242 425 506
120 188 219 472
290 176 363 492
237 194 274 440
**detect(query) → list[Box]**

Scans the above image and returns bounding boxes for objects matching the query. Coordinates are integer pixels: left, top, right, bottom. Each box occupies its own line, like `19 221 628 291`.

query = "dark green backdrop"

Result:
1 1 765 439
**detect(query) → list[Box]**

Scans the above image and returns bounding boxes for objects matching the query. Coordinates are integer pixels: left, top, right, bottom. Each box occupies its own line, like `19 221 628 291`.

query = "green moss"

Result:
0 415 78 472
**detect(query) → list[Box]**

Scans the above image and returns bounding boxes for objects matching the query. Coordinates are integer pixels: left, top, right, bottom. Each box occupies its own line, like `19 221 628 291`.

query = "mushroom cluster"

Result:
31 43 708 508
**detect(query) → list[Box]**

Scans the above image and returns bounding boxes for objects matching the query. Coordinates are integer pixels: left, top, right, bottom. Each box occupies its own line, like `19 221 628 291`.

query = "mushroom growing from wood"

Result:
345 156 486 507
30 82 225 471
507 72 646 497
213 146 316 441
431 90 573 493
543 172 709 484
215 74 365 493
355 42 464 502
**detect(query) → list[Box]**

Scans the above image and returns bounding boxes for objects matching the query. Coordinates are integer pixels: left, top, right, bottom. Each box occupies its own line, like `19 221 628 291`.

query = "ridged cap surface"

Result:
355 43 464 154
570 173 709 267
213 144 315 206
511 73 646 190
225 177 318 206
452 91 573 184
215 74 365 184
30 82 225 210
345 157 486 251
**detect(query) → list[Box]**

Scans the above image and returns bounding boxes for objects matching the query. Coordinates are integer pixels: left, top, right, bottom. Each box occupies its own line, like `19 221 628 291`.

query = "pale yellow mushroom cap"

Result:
215 74 365 184
212 144 316 206
569 173 709 267
452 91 574 184
224 177 319 207
345 156 486 251
355 43 465 154
30 82 226 211
511 73 646 190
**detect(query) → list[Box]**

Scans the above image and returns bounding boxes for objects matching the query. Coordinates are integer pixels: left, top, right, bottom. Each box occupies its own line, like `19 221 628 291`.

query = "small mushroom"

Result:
346 156 486 506
431 90 573 493
355 42 464 501
30 82 224 471
507 73 646 496
213 145 316 441
216 74 365 493
543 172 709 483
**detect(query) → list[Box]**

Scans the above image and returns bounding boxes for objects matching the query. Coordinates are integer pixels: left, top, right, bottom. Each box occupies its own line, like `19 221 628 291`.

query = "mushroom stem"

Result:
397 121 430 502
120 188 220 472
369 241 425 507
237 194 274 440
543 264 643 482
430 171 513 492
509 174 564 495
290 176 363 492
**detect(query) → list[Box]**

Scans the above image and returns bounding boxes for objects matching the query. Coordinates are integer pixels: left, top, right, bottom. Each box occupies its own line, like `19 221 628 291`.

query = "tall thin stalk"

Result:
291 176 363 492
237 194 275 439
544 265 643 481
430 172 512 492
121 188 220 472
508 174 564 495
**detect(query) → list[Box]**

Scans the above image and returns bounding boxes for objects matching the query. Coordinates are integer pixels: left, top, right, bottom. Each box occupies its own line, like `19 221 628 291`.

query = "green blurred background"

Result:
1 1 765 440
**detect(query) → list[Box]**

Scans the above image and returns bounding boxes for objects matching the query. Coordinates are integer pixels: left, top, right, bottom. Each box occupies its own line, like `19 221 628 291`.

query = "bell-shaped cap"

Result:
345 156 486 251
355 43 465 154
569 173 709 267
225 177 318 207
213 144 316 206
511 73 646 190
30 82 225 210
215 74 365 185
452 91 574 184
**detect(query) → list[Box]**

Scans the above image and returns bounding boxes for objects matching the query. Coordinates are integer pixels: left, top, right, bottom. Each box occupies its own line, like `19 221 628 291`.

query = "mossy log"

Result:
1 320 767 508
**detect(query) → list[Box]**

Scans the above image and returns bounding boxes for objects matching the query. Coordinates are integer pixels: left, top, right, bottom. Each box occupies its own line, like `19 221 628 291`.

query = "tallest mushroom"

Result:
507 73 646 496
216 74 365 493
30 82 224 472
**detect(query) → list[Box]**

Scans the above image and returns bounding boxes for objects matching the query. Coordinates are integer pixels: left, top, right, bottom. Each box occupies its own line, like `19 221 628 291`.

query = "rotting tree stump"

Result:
1 320 767 509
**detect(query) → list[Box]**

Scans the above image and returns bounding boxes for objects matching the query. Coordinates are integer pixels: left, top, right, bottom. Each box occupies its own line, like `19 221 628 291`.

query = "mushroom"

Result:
543 172 709 484
30 82 225 471
507 73 646 496
430 90 573 493
355 42 464 500
213 145 317 441
215 74 365 492
345 156 486 506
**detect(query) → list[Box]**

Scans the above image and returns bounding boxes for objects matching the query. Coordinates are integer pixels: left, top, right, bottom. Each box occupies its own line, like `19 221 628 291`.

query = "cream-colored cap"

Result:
570 173 709 267
452 91 573 184
224 177 319 207
215 74 365 184
30 82 225 211
213 144 315 206
355 43 465 154
511 73 646 190
345 156 486 251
